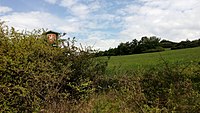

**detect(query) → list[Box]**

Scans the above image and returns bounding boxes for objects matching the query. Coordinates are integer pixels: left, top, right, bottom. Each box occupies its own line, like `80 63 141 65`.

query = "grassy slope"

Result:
107 47 200 72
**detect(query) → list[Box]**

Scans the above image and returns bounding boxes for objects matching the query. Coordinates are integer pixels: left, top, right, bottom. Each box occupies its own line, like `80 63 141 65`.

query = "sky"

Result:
0 0 200 50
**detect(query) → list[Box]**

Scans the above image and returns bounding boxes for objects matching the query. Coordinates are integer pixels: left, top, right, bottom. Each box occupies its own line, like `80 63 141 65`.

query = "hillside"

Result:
107 47 200 72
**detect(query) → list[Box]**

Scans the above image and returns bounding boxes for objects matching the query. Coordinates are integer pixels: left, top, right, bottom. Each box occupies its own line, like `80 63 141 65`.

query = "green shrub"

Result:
0 21 108 112
141 62 200 112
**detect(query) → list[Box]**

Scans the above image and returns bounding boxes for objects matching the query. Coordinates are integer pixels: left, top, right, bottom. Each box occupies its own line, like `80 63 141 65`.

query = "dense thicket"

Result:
97 36 200 56
0 22 108 112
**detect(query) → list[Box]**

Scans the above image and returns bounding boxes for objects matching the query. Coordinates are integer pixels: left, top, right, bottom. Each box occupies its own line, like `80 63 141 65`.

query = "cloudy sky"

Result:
1 0 200 50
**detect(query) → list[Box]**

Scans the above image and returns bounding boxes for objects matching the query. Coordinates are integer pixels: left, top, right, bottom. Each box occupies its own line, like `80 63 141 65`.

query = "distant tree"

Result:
96 36 200 56
135 36 163 53
129 39 139 54
116 42 129 55
171 39 192 50
191 39 200 47
160 39 177 48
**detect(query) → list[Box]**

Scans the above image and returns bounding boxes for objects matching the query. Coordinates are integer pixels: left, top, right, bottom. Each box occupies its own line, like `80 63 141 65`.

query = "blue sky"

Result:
1 0 200 50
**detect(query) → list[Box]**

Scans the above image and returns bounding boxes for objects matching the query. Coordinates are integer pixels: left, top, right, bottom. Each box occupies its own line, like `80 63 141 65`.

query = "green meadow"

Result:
107 47 200 72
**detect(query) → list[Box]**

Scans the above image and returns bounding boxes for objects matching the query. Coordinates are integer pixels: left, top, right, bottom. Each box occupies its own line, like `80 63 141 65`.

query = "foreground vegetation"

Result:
1 22 200 112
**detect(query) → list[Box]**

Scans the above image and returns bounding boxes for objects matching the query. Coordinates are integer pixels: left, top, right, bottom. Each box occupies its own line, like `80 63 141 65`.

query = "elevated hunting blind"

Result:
45 30 60 47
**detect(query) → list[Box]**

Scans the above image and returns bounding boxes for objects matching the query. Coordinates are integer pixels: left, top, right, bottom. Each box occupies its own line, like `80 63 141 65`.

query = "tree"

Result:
160 39 177 48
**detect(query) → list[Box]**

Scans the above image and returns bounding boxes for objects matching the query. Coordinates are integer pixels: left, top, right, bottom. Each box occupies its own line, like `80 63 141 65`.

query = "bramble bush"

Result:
0 21 108 112
140 61 200 112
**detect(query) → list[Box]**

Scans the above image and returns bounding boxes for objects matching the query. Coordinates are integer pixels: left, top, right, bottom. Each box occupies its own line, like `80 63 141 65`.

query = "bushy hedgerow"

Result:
92 61 200 112
0 22 108 112
141 62 200 112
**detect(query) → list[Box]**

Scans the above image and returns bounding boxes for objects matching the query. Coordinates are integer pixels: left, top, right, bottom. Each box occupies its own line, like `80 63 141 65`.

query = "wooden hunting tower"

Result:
45 30 60 46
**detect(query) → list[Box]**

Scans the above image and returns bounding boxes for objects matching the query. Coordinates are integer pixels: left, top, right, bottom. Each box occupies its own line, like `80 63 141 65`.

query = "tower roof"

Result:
45 30 60 36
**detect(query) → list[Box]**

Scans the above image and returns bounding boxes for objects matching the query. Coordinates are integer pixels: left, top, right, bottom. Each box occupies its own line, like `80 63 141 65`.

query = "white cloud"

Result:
57 23 80 32
119 0 200 42
0 6 12 14
82 13 119 30
44 0 58 4
88 38 119 50
59 0 101 19
88 1 101 12
70 3 90 18
0 11 82 33
1 11 59 30
44 0 93 19
79 32 121 50
60 0 77 7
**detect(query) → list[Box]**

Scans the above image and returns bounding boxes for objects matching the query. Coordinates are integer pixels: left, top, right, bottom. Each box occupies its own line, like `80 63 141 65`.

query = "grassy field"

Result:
106 47 200 73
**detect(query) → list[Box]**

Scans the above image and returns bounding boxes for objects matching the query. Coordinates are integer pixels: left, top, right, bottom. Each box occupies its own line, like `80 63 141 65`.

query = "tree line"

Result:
96 36 200 56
